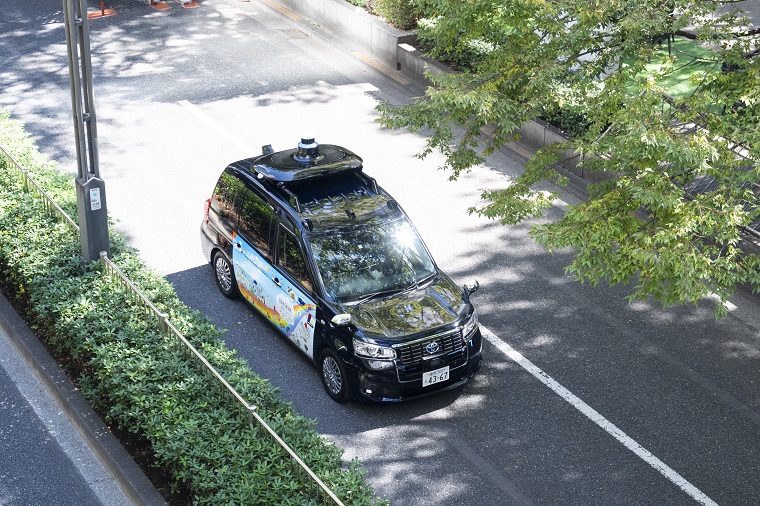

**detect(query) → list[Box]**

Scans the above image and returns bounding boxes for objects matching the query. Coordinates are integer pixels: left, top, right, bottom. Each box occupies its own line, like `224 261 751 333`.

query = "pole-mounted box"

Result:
76 176 110 262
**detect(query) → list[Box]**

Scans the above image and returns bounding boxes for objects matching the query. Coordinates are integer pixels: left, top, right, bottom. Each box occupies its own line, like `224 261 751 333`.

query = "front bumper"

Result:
347 328 483 402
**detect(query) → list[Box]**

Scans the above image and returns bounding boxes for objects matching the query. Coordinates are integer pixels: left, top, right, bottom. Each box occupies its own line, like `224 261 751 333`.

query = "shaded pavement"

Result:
0 293 165 505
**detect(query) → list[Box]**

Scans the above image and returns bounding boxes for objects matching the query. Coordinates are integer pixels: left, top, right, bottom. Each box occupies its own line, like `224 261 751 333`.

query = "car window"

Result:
236 185 275 257
211 170 245 227
277 225 314 293
310 217 436 301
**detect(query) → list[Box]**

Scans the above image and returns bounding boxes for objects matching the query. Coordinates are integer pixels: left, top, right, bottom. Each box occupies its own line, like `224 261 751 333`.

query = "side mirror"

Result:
331 314 351 327
463 280 479 302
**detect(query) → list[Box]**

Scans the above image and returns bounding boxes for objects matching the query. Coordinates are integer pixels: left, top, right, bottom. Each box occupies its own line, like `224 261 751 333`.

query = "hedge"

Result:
0 108 387 506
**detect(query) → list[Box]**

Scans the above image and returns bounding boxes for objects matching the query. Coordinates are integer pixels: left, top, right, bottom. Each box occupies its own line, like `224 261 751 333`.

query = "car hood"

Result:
341 275 468 340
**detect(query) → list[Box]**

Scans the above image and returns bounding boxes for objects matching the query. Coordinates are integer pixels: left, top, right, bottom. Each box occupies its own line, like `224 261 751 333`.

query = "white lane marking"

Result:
178 100 251 156
480 326 718 506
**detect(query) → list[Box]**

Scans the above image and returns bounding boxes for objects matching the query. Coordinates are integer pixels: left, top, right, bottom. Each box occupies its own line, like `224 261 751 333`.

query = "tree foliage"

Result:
378 0 760 316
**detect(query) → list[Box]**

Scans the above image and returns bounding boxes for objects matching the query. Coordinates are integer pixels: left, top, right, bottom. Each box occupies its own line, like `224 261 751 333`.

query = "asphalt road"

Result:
2 0 760 505
0 340 109 506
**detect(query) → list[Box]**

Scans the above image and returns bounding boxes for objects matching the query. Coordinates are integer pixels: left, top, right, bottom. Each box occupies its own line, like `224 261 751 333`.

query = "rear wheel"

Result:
213 251 239 299
320 348 350 403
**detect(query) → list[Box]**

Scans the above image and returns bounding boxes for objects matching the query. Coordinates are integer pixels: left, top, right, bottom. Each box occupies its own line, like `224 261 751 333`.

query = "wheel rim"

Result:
215 256 232 292
322 356 343 395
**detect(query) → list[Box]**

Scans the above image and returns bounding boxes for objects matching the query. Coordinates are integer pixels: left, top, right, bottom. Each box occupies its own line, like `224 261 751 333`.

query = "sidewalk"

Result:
678 0 760 38
720 0 760 28
0 293 166 506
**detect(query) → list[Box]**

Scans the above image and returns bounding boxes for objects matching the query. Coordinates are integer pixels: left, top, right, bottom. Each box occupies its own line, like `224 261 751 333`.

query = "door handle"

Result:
235 242 242 250
272 277 281 286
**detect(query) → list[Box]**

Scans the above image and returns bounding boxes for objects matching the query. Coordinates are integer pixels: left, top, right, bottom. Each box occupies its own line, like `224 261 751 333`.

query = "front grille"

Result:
394 329 463 366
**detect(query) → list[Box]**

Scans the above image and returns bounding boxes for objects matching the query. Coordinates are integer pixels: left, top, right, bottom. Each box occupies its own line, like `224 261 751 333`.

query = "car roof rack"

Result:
252 137 363 183
231 137 389 220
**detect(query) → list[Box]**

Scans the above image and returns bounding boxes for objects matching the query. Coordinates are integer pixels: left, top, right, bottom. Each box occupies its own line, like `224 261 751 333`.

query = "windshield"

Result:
309 218 436 301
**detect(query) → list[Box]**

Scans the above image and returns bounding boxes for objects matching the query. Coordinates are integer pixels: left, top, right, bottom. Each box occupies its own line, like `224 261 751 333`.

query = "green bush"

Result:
373 0 419 30
343 0 418 30
344 0 367 9
531 80 596 139
0 108 387 505
414 18 491 71
539 103 592 138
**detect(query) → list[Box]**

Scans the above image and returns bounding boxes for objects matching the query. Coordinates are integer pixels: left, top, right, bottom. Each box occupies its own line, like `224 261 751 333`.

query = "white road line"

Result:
178 100 251 157
480 326 718 506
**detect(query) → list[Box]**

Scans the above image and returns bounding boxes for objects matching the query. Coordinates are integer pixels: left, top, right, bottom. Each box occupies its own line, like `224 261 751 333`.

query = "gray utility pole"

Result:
63 0 110 262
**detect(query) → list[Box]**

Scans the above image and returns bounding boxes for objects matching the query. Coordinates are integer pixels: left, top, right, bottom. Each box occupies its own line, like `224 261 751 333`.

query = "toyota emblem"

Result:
425 342 440 354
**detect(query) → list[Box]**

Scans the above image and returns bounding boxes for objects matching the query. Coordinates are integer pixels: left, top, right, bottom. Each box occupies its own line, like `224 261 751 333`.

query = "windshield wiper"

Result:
345 272 438 304
418 272 437 287
350 282 421 304
349 288 404 304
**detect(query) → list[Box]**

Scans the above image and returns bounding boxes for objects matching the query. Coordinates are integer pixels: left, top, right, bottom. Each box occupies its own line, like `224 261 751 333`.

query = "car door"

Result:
230 184 286 330
269 222 318 360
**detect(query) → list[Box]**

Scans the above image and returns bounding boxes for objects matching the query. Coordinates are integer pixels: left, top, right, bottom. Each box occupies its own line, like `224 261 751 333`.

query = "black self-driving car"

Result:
200 137 482 402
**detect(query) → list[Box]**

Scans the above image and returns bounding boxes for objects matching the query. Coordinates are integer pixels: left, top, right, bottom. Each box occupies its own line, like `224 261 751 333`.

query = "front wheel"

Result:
320 348 350 403
213 251 239 299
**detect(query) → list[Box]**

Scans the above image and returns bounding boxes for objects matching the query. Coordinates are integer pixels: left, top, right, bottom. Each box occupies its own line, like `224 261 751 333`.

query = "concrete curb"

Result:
0 293 167 506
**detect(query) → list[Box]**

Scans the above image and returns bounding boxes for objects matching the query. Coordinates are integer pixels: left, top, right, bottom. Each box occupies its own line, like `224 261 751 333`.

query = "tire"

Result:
320 348 350 403
213 251 239 299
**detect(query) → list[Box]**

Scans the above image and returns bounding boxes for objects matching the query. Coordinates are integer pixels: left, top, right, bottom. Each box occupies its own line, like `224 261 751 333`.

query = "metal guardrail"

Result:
99 253 345 505
0 145 80 235
1 143 345 505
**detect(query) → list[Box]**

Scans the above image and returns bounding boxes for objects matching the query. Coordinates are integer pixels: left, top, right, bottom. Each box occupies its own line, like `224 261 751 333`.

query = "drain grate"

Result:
279 28 310 39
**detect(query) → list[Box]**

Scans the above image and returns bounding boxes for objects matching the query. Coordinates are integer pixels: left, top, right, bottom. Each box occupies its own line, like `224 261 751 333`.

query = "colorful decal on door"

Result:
276 294 295 326
232 232 316 358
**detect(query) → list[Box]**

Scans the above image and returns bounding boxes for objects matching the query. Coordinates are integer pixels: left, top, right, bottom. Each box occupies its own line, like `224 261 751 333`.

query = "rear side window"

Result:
237 186 275 257
211 170 245 227
278 225 314 293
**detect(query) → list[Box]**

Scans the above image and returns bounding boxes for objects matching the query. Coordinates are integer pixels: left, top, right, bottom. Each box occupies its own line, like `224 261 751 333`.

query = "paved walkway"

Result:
678 0 760 39
720 0 760 29
0 293 165 506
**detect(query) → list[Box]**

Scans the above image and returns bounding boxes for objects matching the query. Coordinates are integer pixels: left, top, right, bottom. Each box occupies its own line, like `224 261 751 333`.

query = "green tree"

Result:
379 0 760 316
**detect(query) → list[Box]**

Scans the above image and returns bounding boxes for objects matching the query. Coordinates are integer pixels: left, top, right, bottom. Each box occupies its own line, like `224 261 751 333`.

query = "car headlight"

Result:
462 310 478 338
353 338 396 360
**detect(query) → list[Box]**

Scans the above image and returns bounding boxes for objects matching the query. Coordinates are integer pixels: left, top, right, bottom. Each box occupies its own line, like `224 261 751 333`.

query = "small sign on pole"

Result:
89 187 101 211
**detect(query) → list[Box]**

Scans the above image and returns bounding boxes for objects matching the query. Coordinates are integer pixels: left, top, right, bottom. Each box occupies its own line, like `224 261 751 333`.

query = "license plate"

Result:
422 366 450 387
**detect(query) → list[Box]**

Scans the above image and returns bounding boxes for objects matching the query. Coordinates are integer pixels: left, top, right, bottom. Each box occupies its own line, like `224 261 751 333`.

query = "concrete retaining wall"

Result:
512 120 615 183
516 120 581 176
396 42 449 86
277 0 414 70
